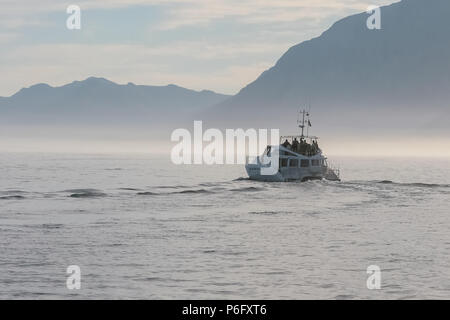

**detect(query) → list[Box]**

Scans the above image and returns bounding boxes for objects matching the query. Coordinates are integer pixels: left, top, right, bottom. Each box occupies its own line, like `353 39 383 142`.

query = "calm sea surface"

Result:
0 153 449 299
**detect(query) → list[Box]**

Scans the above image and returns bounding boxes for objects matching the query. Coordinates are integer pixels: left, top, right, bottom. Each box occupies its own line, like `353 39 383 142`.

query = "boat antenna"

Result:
297 108 306 138
306 109 311 138
306 102 312 138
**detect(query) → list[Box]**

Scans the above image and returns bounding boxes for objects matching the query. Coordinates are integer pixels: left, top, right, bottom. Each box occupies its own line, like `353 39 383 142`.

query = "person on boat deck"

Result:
305 143 312 156
313 140 319 149
292 138 299 152
312 140 319 154
282 139 291 149
299 139 307 155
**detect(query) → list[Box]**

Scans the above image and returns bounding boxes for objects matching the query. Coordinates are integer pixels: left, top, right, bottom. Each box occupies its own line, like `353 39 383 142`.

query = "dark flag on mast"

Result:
308 120 312 127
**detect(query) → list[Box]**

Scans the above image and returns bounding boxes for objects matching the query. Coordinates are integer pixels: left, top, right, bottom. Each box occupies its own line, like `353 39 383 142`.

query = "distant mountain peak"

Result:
12 83 52 98
85 76 113 83
222 0 450 108
30 83 52 89
0 77 232 126
68 77 117 87
206 0 449 134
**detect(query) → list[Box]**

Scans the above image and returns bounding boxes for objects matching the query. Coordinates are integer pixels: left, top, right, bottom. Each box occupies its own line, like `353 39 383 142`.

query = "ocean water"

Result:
0 153 449 299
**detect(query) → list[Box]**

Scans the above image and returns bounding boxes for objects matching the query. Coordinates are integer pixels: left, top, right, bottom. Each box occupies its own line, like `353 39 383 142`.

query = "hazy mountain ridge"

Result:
1 0 449 141
0 77 230 125
207 0 450 134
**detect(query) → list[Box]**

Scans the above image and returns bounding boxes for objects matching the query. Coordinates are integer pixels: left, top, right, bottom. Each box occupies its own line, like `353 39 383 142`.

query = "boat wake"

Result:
376 180 450 188
1 177 448 202
64 189 107 198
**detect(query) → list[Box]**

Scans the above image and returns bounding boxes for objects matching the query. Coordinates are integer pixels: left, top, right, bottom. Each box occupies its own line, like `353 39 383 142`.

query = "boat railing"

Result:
326 160 341 180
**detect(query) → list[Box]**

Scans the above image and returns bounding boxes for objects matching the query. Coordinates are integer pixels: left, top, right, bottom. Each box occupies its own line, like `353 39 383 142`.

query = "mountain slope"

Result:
0 77 230 126
209 0 450 135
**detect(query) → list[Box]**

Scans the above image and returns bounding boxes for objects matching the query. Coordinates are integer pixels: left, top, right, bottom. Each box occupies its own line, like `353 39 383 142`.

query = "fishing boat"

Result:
245 110 340 182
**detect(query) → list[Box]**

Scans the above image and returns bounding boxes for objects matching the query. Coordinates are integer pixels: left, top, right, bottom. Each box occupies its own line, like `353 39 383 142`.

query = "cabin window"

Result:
289 159 298 167
300 159 310 167
312 159 320 166
280 158 288 167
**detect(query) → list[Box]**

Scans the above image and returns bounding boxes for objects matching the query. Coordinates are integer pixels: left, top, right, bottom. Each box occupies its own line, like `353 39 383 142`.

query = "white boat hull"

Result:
245 145 340 182
245 163 328 182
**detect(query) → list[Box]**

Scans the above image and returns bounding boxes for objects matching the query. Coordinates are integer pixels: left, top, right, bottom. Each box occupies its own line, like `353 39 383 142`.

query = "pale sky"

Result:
0 0 395 97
